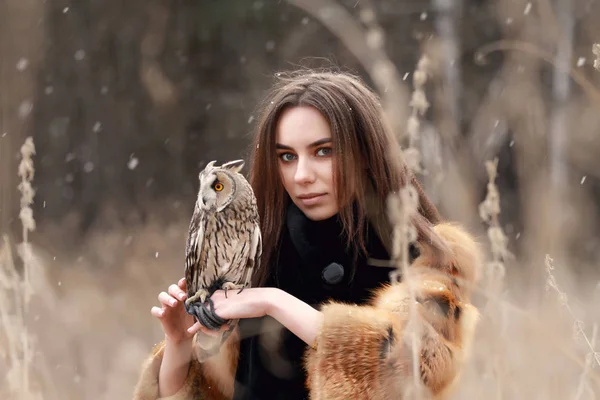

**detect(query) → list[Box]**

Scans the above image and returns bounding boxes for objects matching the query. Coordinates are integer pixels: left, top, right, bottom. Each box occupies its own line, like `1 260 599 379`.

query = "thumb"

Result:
188 321 203 335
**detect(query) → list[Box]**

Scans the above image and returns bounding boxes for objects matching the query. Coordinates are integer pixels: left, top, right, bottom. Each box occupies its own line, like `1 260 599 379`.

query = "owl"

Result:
184 159 262 360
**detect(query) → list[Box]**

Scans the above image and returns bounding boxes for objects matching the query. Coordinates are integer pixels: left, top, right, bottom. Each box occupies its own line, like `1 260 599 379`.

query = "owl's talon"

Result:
186 289 209 306
222 282 244 297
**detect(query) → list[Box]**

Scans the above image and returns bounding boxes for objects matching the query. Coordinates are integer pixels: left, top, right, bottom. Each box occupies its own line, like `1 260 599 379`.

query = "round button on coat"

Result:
322 262 345 285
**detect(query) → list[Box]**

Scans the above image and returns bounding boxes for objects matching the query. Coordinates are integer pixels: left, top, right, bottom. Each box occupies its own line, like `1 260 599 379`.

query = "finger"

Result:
187 321 202 335
151 306 165 318
158 291 178 308
168 284 186 301
178 278 187 291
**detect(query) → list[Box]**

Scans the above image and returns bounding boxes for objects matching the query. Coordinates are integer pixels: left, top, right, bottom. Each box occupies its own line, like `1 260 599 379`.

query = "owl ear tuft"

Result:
222 159 245 173
199 160 217 180
205 160 217 169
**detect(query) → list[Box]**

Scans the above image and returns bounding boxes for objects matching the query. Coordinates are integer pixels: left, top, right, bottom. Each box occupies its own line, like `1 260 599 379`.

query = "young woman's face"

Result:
275 106 339 221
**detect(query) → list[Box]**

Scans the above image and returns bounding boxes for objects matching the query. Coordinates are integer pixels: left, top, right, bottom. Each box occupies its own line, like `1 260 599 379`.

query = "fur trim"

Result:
304 302 405 400
415 222 483 299
196 329 239 399
304 221 483 399
132 329 240 400
131 341 198 400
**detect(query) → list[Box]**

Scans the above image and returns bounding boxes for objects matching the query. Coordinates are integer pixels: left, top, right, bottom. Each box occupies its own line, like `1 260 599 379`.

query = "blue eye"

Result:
279 153 296 162
316 147 332 157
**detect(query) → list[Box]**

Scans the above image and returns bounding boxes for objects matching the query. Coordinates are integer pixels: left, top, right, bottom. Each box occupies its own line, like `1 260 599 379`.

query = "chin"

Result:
298 205 339 221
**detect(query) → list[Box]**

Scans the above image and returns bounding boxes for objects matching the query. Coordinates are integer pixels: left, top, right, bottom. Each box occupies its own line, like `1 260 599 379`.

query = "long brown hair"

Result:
248 70 447 287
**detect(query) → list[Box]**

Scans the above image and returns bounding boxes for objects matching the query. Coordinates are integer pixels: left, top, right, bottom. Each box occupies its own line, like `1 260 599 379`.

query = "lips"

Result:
297 193 327 206
297 193 325 200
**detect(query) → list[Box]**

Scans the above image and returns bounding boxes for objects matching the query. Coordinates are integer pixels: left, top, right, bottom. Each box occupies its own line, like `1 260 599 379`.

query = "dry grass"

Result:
1 195 193 399
0 137 192 399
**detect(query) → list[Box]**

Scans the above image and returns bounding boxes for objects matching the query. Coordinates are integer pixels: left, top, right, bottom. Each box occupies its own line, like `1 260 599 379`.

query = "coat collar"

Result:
285 201 350 268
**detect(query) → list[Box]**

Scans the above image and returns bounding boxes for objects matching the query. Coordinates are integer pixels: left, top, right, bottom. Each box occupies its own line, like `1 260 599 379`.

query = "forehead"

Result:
275 106 331 147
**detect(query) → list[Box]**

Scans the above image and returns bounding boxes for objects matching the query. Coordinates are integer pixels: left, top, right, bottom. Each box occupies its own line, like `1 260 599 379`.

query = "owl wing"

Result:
220 221 262 288
184 210 205 296
244 221 262 287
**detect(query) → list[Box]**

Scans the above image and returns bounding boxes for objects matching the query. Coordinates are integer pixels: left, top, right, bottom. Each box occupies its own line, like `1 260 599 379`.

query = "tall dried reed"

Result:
0 137 40 399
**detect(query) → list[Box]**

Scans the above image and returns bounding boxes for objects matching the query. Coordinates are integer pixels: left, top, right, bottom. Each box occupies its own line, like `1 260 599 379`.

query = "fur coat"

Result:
132 221 483 400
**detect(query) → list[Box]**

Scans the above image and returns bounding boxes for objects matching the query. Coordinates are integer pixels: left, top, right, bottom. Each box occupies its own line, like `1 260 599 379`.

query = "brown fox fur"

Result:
132 222 482 400
304 222 483 400
132 330 239 400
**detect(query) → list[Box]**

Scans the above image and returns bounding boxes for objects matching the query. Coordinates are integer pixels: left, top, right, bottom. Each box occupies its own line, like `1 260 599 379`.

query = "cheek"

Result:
319 161 335 188
278 164 294 189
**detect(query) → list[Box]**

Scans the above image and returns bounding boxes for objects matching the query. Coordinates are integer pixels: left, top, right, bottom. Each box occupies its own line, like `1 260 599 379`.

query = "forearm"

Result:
267 289 324 348
158 337 194 397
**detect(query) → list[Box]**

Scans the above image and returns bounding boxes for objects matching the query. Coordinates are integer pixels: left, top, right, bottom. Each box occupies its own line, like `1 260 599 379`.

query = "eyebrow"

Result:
275 138 332 150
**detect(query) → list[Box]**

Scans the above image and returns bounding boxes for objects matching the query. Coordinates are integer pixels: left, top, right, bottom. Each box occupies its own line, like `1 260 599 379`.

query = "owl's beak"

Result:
200 196 216 211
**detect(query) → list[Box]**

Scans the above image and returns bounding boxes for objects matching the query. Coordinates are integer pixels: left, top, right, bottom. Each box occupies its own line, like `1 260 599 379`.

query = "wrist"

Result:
165 335 193 348
264 287 285 318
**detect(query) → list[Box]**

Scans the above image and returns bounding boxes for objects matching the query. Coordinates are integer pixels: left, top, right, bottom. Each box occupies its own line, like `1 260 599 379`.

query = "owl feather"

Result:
183 159 262 361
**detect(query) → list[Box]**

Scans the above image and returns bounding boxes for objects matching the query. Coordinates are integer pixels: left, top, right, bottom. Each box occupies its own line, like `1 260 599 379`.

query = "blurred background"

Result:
2 0 600 398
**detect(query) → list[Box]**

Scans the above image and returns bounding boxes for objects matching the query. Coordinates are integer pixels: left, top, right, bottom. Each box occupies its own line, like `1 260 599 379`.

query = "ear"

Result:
222 159 245 173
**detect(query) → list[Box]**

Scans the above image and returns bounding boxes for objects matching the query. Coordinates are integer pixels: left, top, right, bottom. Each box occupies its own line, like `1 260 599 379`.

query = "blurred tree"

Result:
7 0 599 270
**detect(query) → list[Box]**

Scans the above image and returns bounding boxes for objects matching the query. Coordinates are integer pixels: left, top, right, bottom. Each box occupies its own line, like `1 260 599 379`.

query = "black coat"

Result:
233 203 395 400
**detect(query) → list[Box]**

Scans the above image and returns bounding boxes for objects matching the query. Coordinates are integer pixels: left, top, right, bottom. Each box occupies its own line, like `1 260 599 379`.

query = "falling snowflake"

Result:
16 58 29 71
74 50 86 61
128 157 139 170
18 101 33 119
83 162 94 173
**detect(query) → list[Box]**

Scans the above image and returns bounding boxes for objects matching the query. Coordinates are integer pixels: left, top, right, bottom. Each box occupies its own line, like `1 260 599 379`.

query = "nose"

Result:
294 157 316 184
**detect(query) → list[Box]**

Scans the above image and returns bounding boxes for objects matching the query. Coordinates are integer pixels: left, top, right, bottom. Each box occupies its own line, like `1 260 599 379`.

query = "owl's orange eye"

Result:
214 183 224 191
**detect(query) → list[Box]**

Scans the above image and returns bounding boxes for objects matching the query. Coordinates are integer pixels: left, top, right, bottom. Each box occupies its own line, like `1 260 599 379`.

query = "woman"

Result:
133 70 483 400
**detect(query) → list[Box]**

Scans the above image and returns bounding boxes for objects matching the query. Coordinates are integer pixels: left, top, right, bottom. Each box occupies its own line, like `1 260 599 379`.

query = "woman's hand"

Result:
151 278 201 343
151 278 201 397
190 287 324 348
188 287 273 336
